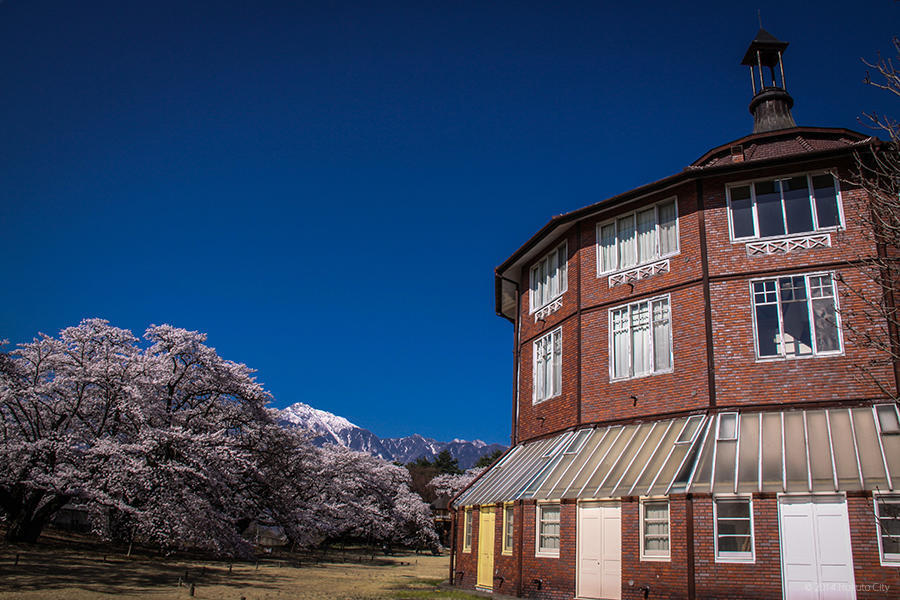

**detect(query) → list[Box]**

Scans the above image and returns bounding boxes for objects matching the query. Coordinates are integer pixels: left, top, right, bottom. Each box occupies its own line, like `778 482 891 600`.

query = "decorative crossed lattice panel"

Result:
533 297 563 322
608 259 670 288
745 233 831 256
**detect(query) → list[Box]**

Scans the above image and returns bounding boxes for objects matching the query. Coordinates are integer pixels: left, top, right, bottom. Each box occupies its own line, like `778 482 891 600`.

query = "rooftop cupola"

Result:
742 28 796 133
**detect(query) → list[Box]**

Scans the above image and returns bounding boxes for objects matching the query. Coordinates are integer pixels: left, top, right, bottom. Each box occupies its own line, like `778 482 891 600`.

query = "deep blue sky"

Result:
1 1 897 445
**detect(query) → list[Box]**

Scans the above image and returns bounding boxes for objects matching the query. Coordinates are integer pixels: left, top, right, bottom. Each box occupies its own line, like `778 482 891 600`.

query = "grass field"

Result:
0 531 481 600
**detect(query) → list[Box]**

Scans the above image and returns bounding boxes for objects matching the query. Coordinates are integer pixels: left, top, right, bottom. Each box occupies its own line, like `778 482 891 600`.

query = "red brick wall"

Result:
701 166 878 279
454 507 478 589
518 318 581 440
518 228 581 344
579 183 704 310
514 158 897 444
848 494 900 599
710 267 894 408
621 497 689 600
692 495 782 599
492 503 519 596
518 501 576 600
581 284 711 425
453 493 900 599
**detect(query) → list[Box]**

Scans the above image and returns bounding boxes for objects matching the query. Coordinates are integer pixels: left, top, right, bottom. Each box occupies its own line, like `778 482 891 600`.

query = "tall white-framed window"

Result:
874 494 900 566
610 296 672 380
533 328 562 403
750 272 842 359
535 502 561 557
463 508 473 552
640 499 670 560
726 172 843 241
530 242 568 312
597 198 679 274
502 503 514 555
714 496 755 563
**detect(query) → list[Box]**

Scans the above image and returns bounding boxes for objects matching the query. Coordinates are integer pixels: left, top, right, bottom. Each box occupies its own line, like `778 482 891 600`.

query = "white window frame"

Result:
596 197 680 275
535 502 561 558
608 295 673 381
749 272 844 361
502 503 514 555
463 508 473 553
529 241 568 313
640 498 671 561
725 171 844 242
716 413 740 442
874 493 900 566
675 415 705 445
875 404 900 435
533 327 562 404
713 496 755 563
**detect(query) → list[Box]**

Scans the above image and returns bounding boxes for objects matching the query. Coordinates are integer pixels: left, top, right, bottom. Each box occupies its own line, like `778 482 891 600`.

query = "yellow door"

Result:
476 507 496 590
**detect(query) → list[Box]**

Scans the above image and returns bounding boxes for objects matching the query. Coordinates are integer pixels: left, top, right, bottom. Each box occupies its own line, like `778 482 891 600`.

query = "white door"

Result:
577 502 621 600
779 496 856 600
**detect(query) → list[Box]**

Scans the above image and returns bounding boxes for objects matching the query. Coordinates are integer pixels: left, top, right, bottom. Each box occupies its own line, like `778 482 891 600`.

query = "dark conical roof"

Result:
741 28 789 65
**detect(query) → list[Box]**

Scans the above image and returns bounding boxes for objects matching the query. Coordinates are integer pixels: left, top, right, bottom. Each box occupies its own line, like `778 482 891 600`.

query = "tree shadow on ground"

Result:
0 550 284 595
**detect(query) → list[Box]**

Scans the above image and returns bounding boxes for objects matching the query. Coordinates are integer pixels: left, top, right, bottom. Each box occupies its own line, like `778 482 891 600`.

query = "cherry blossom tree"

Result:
1 319 439 554
0 320 141 543
428 467 485 500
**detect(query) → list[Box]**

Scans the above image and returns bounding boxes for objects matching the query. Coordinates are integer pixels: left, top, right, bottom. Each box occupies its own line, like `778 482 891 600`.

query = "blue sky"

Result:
1 1 897 445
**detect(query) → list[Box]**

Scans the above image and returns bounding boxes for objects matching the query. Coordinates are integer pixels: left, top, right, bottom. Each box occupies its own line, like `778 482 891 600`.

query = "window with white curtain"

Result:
641 499 670 560
727 173 842 240
751 273 842 359
530 242 568 311
533 328 562 403
536 503 560 557
597 198 678 274
610 297 672 380
463 508 472 552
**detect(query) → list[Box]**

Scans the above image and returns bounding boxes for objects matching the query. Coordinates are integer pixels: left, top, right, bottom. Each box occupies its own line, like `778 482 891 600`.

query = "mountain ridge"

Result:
276 402 505 469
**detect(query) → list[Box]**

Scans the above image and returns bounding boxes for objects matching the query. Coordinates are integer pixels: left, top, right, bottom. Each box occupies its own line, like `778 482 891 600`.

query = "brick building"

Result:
449 30 900 600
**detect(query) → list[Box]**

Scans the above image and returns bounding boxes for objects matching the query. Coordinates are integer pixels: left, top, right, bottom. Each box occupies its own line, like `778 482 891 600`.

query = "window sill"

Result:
639 555 670 562
535 551 560 559
533 393 561 406
754 351 843 363
881 558 900 567
501 550 513 557
610 368 674 383
715 556 755 564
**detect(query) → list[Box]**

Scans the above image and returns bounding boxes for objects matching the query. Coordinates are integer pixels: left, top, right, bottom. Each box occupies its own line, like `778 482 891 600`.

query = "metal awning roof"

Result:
454 414 706 506
453 405 900 507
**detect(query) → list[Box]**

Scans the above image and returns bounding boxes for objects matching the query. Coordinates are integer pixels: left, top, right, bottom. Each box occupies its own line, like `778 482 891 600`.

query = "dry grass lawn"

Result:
0 532 480 600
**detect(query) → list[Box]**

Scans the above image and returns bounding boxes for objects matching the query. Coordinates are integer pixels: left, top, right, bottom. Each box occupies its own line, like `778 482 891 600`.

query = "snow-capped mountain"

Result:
277 402 505 469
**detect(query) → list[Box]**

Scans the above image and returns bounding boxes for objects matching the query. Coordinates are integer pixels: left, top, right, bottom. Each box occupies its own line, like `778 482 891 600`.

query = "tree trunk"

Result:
3 491 69 544
6 514 45 543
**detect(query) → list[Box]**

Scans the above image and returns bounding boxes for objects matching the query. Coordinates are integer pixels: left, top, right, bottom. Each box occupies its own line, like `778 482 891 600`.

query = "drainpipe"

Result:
449 508 456 585
686 494 696 599
498 275 521 446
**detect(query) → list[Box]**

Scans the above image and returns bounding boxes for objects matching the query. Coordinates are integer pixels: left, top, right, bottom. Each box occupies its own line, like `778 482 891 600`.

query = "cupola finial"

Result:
741 28 796 133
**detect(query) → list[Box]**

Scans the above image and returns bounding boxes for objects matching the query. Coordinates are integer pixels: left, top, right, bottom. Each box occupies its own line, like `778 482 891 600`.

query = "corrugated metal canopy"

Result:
454 415 706 507
453 405 900 507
